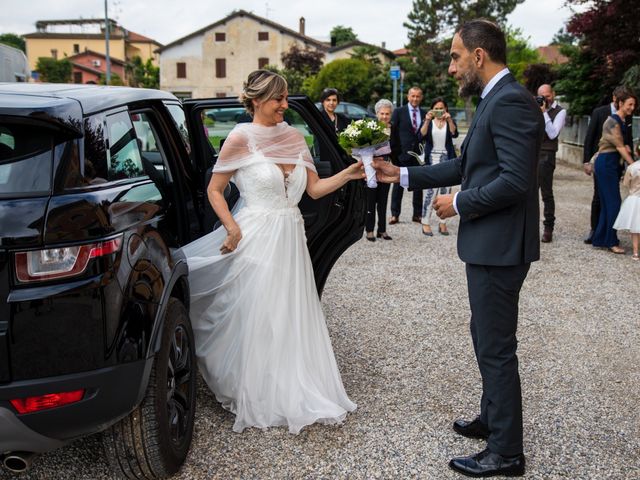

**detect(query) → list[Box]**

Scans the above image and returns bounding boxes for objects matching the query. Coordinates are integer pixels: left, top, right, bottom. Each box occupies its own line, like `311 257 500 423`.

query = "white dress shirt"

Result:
542 101 566 140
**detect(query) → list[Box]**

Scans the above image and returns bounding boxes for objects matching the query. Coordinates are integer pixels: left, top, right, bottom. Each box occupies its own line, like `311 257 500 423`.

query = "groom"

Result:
374 19 543 477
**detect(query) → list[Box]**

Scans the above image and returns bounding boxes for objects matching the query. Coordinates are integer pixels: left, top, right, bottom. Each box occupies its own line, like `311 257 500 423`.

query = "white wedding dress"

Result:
182 122 356 434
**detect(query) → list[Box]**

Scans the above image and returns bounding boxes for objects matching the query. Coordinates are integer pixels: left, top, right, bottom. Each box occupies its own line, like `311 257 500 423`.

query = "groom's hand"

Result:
434 194 457 219
372 158 400 183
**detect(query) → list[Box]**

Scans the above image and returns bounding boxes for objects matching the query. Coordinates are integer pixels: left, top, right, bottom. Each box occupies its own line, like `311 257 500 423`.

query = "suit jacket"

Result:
407 73 544 266
583 104 633 163
390 104 425 166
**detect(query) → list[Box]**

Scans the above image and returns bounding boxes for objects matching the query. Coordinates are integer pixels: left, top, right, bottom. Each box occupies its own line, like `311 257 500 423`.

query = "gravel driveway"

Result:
3 163 639 479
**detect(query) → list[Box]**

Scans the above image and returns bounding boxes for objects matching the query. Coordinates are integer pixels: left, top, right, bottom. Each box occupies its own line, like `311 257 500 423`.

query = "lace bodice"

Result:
233 155 308 210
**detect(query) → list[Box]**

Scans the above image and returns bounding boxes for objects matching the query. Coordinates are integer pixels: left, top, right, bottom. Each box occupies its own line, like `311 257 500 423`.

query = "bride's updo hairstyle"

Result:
240 70 288 115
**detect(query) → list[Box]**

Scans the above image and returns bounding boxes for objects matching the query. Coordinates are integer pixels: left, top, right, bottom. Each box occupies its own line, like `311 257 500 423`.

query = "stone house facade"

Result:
158 10 394 100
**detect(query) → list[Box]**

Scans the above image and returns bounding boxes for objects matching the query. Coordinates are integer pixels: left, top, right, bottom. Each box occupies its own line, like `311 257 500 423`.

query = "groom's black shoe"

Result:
449 448 525 477
453 417 489 439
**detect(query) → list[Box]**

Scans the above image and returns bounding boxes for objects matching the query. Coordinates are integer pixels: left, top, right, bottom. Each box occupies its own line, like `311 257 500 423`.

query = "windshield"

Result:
0 121 52 196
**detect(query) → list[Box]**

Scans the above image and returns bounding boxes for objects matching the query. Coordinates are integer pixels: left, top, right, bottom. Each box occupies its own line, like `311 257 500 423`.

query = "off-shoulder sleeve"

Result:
212 129 251 172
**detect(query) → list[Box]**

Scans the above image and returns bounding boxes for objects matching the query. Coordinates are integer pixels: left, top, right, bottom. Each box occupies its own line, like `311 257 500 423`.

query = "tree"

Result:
403 0 525 110
556 0 640 114
281 45 324 74
0 33 25 52
128 56 159 88
304 58 377 106
99 72 125 86
523 63 556 95
330 26 357 46
550 26 576 46
35 57 72 83
505 27 541 85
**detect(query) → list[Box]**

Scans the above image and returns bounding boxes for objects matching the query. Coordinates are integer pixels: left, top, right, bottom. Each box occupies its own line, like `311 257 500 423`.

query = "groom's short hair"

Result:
457 19 507 66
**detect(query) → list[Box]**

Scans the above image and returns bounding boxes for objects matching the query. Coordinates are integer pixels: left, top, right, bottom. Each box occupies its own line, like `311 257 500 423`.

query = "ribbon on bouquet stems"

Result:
352 141 391 188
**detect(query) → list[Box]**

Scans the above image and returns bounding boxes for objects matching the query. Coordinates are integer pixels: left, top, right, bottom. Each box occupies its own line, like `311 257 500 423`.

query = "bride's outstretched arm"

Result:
305 160 365 199
207 171 242 254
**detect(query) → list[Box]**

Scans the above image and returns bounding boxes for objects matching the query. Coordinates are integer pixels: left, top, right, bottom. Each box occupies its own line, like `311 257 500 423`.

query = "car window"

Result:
201 106 320 163
105 111 145 180
165 103 191 155
348 104 369 116
132 111 174 184
0 122 52 196
335 104 347 115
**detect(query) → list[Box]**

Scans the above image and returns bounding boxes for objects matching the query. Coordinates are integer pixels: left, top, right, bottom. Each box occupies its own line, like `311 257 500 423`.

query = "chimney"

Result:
381 41 386 49
299 17 305 36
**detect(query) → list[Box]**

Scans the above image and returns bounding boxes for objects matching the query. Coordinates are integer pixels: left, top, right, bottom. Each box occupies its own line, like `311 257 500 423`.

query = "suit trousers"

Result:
537 150 556 230
466 262 530 456
390 183 423 218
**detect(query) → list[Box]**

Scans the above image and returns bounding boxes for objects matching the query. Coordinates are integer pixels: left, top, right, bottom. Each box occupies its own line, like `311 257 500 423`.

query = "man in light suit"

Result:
374 19 543 477
389 86 425 224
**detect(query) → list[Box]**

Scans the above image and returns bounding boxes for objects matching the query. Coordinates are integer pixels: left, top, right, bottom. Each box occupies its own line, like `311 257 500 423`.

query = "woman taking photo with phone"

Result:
417 97 458 236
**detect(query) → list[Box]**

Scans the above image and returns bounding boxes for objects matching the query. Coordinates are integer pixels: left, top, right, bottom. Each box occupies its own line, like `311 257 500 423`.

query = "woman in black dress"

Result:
319 88 349 134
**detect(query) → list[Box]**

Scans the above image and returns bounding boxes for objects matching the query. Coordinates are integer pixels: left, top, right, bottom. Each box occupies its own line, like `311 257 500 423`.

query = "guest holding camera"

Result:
536 84 566 243
417 98 458 236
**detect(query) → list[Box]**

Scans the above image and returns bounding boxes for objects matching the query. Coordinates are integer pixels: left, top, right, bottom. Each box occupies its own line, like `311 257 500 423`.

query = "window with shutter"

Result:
177 62 186 79
258 31 269 41
258 58 269 69
215 58 226 78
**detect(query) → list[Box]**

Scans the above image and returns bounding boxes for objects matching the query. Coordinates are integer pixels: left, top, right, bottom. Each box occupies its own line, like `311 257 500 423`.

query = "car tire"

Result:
102 298 196 479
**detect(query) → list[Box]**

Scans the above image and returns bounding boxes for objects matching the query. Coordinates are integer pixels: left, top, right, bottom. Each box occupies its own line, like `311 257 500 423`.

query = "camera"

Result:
535 96 546 107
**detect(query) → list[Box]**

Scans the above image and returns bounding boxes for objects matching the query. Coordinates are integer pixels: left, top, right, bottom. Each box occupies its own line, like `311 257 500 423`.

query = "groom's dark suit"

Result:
406 73 543 455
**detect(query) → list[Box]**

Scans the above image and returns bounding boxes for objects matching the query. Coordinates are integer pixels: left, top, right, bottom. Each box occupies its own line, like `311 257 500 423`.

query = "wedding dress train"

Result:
181 123 356 433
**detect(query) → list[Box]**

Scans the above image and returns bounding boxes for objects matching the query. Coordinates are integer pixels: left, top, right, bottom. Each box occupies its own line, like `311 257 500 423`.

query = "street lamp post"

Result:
104 0 111 85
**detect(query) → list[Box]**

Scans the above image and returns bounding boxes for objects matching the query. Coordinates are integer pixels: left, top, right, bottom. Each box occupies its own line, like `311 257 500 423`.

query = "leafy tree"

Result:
622 65 640 97
557 0 640 113
281 45 324 74
554 45 602 115
128 56 159 88
505 27 541 85
550 26 576 46
523 63 556 94
350 45 383 66
304 58 377 106
35 57 72 83
0 33 25 52
403 0 525 112
99 72 125 86
330 25 357 46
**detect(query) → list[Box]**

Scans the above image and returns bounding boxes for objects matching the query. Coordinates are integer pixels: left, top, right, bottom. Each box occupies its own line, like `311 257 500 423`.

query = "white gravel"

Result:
3 163 639 479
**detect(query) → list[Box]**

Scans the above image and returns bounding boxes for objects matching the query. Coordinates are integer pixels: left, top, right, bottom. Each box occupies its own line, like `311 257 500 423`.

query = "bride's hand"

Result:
220 227 242 254
344 160 366 181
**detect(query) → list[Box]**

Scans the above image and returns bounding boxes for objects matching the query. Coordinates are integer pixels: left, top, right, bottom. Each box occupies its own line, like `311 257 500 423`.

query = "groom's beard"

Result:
458 69 484 98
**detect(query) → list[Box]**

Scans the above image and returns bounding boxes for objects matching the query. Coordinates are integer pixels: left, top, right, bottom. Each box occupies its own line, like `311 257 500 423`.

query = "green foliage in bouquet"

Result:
338 119 389 154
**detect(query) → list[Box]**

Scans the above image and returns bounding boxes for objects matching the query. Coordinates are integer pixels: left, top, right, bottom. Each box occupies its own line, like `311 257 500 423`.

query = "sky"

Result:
2 0 576 50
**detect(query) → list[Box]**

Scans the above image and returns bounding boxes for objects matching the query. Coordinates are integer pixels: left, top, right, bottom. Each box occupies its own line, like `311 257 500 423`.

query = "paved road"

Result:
3 163 639 479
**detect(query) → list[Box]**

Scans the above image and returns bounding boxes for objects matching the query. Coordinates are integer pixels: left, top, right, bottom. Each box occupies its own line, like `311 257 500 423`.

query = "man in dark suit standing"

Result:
374 19 543 477
389 86 425 224
582 85 634 243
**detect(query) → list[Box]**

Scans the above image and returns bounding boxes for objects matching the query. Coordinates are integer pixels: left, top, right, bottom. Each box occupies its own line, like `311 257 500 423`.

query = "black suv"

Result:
0 84 364 478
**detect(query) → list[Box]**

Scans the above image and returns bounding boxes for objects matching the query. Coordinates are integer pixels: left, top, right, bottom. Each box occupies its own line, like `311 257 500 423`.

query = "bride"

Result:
182 70 363 434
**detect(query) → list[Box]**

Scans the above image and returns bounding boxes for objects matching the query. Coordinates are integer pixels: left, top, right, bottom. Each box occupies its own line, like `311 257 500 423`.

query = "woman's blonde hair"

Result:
239 70 288 114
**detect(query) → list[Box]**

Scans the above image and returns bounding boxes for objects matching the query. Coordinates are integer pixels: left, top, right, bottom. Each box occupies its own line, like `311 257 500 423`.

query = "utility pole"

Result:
104 0 111 84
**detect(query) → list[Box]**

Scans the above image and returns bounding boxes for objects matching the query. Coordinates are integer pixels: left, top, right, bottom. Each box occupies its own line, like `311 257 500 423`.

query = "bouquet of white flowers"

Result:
338 119 390 187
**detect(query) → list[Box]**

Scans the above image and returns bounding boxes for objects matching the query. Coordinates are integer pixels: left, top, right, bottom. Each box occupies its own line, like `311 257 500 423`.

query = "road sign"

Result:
389 66 401 80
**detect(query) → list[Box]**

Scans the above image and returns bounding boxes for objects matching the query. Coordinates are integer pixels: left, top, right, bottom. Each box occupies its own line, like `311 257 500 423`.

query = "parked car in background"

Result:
0 84 365 478
315 101 376 121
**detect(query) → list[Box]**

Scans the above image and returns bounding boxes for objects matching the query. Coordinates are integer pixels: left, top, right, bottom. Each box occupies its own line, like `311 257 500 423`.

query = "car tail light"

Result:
10 389 85 414
14 236 122 283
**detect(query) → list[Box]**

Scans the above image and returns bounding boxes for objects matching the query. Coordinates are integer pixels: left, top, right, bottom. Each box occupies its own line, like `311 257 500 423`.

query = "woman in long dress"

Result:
182 70 363 434
592 90 636 254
